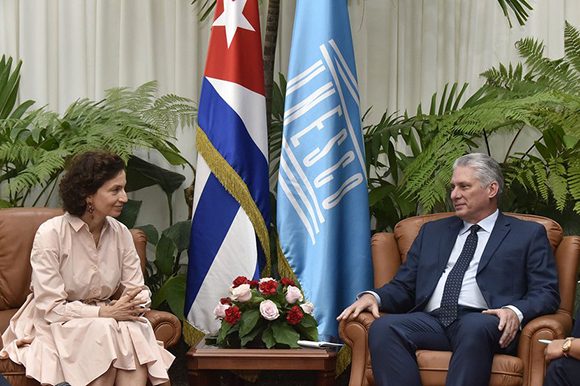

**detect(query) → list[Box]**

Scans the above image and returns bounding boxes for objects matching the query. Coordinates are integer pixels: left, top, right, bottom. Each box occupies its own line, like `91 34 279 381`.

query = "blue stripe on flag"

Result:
185 173 240 311
198 77 270 223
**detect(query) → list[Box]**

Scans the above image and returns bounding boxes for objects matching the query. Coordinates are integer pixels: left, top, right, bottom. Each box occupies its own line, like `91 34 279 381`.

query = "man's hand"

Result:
482 308 519 348
99 286 149 322
337 293 380 321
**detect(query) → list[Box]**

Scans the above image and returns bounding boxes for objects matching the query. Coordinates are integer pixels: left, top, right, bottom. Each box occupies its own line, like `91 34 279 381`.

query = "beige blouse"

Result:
31 213 150 324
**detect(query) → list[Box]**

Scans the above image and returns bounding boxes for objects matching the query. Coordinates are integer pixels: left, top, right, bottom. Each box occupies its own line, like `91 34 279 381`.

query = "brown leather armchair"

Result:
339 213 580 386
0 208 182 386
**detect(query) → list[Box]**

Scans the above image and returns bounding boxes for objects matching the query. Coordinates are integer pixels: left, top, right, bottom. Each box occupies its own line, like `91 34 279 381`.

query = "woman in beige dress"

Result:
0 151 174 385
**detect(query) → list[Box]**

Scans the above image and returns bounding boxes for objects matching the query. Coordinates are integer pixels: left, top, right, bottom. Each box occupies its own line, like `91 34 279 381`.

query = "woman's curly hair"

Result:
59 151 126 216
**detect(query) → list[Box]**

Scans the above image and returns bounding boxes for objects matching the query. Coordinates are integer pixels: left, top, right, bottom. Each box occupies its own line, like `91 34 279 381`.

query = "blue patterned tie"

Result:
438 224 480 327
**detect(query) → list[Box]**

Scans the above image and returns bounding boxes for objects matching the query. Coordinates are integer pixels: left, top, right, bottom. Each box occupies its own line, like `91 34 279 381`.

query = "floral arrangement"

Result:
210 276 318 348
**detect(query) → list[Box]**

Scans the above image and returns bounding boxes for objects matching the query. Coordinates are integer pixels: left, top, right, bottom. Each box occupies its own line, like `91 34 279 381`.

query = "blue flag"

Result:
185 0 270 338
277 0 372 340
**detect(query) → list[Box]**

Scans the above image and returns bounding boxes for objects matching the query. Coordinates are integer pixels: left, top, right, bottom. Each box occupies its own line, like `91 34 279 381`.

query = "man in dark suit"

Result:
338 153 559 386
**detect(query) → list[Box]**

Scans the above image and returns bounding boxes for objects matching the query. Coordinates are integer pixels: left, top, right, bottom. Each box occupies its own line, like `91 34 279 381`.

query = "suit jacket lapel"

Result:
438 217 463 271
477 212 511 273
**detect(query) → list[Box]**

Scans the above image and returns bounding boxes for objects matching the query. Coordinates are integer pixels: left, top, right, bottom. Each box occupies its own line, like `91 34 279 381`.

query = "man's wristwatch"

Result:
562 337 574 356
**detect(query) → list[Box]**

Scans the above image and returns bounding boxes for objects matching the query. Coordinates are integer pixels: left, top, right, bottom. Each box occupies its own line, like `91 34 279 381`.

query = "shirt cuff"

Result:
503 305 523 325
76 303 101 318
357 290 381 307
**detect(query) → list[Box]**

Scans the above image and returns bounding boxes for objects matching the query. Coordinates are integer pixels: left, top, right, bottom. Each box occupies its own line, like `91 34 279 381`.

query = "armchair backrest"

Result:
371 212 579 316
0 208 147 312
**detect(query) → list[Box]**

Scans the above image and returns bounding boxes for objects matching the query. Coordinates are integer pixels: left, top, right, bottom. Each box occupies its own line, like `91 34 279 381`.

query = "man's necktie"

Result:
438 224 480 327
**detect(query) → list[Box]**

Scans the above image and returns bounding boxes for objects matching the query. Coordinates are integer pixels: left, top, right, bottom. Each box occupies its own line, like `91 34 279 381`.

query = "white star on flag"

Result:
212 0 255 48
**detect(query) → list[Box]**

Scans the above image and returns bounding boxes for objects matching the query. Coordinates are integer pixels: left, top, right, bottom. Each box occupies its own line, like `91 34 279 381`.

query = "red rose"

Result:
259 280 278 295
286 305 304 325
224 306 242 325
232 276 249 288
281 277 295 287
249 280 259 288
220 297 232 305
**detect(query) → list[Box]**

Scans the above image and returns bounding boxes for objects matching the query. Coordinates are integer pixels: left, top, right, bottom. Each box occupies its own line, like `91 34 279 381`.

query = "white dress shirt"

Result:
424 210 498 312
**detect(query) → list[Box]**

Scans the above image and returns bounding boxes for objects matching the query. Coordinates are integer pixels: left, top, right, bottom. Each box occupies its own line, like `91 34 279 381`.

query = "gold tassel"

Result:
336 344 352 376
196 127 271 275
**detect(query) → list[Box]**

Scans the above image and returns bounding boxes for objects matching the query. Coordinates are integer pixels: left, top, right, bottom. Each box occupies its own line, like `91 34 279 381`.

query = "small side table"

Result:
186 342 337 386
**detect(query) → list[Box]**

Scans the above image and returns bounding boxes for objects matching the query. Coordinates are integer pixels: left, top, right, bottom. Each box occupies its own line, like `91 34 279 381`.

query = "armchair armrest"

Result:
145 309 182 349
339 312 379 386
518 312 573 386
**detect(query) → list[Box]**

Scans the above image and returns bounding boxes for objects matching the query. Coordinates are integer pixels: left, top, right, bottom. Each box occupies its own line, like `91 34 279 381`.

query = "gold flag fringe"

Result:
183 320 205 348
336 344 351 377
196 127 271 275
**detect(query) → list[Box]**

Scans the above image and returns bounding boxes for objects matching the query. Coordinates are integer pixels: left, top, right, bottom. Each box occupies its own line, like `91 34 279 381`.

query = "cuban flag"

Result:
277 0 372 340
185 0 270 338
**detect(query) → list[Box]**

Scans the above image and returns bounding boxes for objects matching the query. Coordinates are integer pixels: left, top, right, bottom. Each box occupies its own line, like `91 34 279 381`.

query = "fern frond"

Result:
565 21 580 73
517 34 580 95
547 158 568 211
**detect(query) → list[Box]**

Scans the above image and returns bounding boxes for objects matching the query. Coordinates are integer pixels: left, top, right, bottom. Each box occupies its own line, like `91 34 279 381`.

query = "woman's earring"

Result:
87 203 94 219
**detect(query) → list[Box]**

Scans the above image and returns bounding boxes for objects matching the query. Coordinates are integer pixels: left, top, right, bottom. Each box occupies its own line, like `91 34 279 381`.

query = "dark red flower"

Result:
248 280 259 288
259 279 278 295
281 277 295 287
286 305 304 325
224 306 241 325
220 297 232 305
232 276 249 288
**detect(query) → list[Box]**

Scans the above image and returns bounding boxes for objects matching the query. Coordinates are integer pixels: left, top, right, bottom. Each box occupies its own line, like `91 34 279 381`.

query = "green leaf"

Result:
217 322 232 346
271 321 300 348
150 273 186 318
116 199 142 228
239 309 260 338
240 323 264 347
9 99 35 120
300 313 317 329
157 147 189 166
368 184 395 206
563 135 579 149
136 224 159 245
261 326 276 348
0 199 12 208
154 234 177 276
126 155 185 194
161 220 191 253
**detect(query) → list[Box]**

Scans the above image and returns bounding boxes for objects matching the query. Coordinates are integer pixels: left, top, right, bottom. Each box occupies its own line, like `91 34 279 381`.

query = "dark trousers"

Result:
0 374 10 386
368 308 518 386
544 357 580 386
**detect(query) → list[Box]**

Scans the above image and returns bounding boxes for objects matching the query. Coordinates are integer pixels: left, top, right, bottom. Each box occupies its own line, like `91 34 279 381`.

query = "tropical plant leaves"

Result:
0 76 196 207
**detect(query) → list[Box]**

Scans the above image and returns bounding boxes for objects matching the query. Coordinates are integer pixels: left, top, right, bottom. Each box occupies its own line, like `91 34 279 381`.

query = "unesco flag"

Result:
277 0 372 340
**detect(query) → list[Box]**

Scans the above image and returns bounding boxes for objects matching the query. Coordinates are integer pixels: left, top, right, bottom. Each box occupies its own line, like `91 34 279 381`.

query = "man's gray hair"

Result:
453 153 504 195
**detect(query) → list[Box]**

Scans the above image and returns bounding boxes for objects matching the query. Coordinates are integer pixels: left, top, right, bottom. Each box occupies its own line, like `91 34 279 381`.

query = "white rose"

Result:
259 300 280 321
300 301 314 315
213 303 230 319
230 283 252 302
285 285 304 304
259 277 275 283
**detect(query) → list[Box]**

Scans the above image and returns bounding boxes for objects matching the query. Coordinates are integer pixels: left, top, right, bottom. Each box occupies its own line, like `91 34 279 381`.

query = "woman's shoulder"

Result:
105 216 131 234
37 213 68 232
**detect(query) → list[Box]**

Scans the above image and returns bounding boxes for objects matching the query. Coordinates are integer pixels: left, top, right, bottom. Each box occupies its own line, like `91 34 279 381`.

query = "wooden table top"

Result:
187 342 337 371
